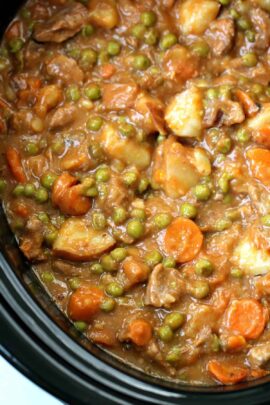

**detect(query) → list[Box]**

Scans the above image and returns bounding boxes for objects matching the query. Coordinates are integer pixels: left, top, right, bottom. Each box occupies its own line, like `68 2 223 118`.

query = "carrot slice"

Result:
225 299 267 340
99 63 116 79
164 217 203 263
235 89 259 117
128 319 152 346
68 286 104 322
226 335 246 352
247 148 270 186
13 202 30 218
208 360 248 384
6 146 26 183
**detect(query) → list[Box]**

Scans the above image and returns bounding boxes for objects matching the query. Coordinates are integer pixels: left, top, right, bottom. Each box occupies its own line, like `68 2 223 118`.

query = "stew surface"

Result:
2 0 270 386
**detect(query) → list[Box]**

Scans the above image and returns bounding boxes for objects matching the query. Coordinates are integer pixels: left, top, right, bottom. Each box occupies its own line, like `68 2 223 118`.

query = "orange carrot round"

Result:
128 319 152 346
226 335 246 352
247 148 270 186
6 146 26 183
164 217 203 263
208 360 248 385
225 299 267 340
68 286 104 322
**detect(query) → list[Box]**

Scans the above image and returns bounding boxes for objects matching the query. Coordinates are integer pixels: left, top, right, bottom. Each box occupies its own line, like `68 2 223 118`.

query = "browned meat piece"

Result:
248 343 270 367
145 264 184 308
49 104 77 129
203 100 244 127
205 18 235 56
100 176 131 214
89 326 117 347
10 109 36 133
134 93 165 134
163 45 199 82
33 2 89 43
120 256 150 290
102 83 139 110
52 259 84 276
20 217 45 261
250 8 270 50
47 55 84 85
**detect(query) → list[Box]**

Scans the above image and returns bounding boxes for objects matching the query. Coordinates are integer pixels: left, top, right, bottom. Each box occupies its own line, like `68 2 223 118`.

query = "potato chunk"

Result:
53 219 115 261
165 87 203 138
177 0 220 35
232 237 270 276
89 0 119 29
247 103 270 146
152 136 211 198
100 123 151 169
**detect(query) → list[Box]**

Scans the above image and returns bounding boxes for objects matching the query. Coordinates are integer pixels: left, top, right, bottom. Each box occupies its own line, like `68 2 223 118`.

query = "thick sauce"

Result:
1 0 270 386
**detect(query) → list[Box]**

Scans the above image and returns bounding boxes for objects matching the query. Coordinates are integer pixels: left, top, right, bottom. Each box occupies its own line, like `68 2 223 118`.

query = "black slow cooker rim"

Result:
2 249 270 405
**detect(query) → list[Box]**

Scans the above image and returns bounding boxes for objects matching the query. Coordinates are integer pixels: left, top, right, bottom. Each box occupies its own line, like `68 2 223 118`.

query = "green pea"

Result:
68 48 81 60
87 116 103 131
219 85 232 100
69 278 81 290
81 24 94 37
126 219 145 239
219 0 231 4
24 183 36 197
41 172 57 190
133 54 151 70
35 187 49 203
66 85 80 102
261 215 270 226
106 282 124 297
84 186 98 197
140 11 157 27
162 257 176 268
237 17 251 31
242 52 258 67
90 263 104 275
159 33 177 50
97 183 108 201
101 255 117 272
21 7 31 19
153 213 172 229
252 83 264 95
236 128 250 143
246 30 255 42
101 297 116 312
92 212 107 230
113 207 127 224
122 171 138 186
0 179 6 193
144 28 159 45
145 250 163 267
74 321 87 332
41 271 54 283
8 38 24 53
37 212 49 224
138 177 149 194
193 184 211 201
13 218 25 230
157 134 166 144
51 140 65 155
107 40 121 56
111 247 127 262
205 88 219 100
217 138 232 155
12 184 25 197
84 84 101 100
180 203 197 219
195 258 213 277
80 49 97 67
131 24 146 39
190 280 210 299
130 208 146 220
214 218 232 231
218 173 230 194
44 229 58 246
98 50 110 65
95 167 110 182
229 8 240 19
25 142 39 155
166 347 182 363
157 325 174 342
230 267 244 278
89 142 104 160
164 312 185 331
191 41 210 57
119 122 134 137
210 334 221 352
225 208 241 221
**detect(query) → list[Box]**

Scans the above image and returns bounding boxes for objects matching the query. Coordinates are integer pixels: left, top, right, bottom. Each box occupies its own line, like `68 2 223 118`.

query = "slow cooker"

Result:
1 2 270 404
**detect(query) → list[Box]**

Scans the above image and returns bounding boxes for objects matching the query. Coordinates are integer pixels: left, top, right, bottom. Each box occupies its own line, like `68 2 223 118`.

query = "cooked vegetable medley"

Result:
2 0 270 386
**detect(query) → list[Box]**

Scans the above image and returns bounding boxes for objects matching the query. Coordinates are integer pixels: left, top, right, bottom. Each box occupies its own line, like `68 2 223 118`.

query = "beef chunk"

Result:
49 104 77 130
34 2 89 43
102 83 139 110
20 217 45 261
250 8 270 50
205 18 235 56
47 55 84 84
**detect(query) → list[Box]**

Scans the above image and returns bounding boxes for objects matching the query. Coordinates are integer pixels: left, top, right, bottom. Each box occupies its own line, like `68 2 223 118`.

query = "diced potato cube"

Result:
89 0 119 29
152 136 211 198
53 219 115 261
177 0 220 35
231 237 270 276
100 123 151 169
247 104 270 146
165 87 203 138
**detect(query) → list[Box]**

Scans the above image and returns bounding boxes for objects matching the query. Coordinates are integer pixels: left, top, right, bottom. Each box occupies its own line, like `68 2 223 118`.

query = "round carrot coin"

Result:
247 148 270 187
128 319 152 346
208 360 248 385
68 286 104 322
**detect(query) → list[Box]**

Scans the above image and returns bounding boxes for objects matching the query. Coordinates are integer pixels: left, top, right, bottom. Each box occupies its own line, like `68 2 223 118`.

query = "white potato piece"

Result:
177 0 220 35
152 136 211 198
89 0 119 29
231 236 270 276
165 87 203 138
100 123 151 169
53 219 115 261
247 103 270 146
